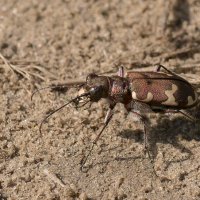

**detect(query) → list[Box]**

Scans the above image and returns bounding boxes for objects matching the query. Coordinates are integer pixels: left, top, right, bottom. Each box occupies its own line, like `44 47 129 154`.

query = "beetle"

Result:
34 65 199 169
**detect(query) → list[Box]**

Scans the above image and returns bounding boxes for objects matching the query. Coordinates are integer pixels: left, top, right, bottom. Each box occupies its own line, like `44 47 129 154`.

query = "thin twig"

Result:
0 53 31 79
43 168 66 188
162 47 200 61
0 53 57 81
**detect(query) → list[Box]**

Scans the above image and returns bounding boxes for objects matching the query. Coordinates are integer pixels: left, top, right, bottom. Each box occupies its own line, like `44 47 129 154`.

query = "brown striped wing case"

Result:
126 71 198 109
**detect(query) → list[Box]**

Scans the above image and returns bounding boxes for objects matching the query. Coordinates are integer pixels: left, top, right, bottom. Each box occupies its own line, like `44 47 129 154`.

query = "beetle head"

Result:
79 73 109 102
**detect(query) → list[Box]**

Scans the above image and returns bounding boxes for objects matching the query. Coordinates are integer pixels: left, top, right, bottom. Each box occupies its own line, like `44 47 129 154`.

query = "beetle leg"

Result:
160 109 196 122
117 66 125 77
125 100 153 114
130 111 151 157
92 105 115 145
179 110 197 122
104 107 114 123
125 101 153 158
80 103 116 170
155 64 176 75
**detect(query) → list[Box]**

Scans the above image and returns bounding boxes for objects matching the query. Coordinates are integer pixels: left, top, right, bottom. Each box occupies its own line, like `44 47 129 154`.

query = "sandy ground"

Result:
1 0 200 199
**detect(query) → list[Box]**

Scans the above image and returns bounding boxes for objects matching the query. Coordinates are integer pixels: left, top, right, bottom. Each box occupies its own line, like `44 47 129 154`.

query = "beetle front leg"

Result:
94 103 116 143
104 104 115 123
80 103 116 170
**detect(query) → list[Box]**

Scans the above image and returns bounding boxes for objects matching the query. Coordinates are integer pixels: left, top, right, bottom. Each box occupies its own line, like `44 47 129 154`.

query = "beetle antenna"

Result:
39 93 90 135
31 82 85 100
80 113 113 171
31 86 58 101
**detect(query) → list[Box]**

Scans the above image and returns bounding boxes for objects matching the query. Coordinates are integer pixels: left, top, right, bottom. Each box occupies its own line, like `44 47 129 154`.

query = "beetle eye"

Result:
90 87 98 94
89 86 103 102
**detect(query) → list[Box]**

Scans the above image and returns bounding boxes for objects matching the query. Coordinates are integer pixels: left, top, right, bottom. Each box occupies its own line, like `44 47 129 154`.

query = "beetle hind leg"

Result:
159 109 197 122
155 64 176 75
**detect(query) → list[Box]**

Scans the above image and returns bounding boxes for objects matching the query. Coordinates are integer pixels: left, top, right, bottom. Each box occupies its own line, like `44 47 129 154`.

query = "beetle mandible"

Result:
34 65 199 169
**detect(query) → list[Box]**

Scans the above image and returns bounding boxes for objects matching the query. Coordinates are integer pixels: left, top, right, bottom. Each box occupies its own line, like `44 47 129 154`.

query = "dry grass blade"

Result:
162 47 200 61
0 53 57 81
0 53 31 80
43 168 66 188
0 59 40 65
25 65 57 80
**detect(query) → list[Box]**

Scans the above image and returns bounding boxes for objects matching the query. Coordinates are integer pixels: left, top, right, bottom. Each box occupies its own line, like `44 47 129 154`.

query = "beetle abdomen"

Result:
127 72 198 108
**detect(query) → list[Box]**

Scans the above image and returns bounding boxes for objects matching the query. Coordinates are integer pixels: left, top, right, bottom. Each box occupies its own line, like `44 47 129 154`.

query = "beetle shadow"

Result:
118 113 200 162
169 0 190 30
165 0 192 49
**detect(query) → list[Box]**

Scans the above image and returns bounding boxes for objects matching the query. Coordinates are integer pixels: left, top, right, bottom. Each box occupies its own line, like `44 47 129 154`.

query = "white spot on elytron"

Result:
142 92 153 102
132 91 138 100
132 91 153 102
162 84 178 106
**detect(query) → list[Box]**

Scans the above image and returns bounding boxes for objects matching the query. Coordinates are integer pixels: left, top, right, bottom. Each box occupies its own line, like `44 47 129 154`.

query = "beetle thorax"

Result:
109 76 132 104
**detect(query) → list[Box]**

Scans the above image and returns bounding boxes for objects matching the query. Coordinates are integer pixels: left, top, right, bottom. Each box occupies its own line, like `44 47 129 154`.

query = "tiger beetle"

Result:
32 65 199 170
